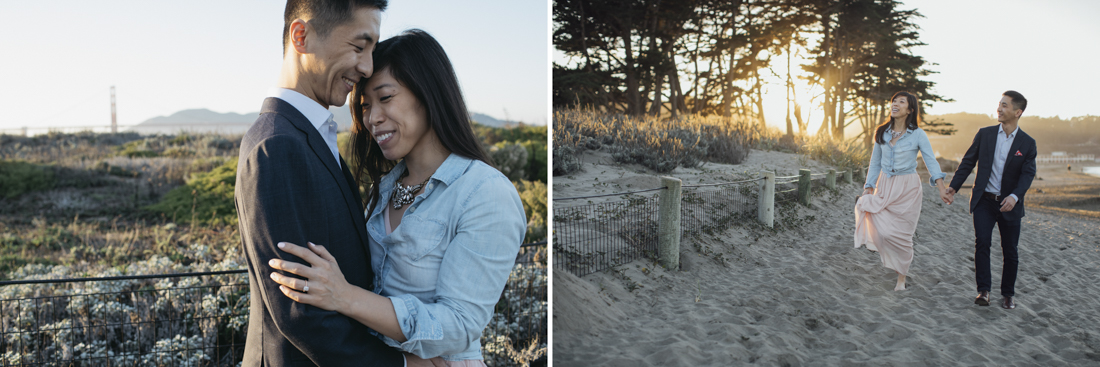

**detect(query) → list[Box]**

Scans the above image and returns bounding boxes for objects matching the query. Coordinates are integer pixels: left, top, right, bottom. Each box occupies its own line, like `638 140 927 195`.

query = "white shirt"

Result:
986 123 1019 203
268 88 341 168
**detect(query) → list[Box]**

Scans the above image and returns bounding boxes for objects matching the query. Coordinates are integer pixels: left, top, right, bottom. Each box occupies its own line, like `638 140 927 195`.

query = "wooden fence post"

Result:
658 176 681 270
798 169 811 206
844 169 853 184
757 171 774 228
827 169 837 190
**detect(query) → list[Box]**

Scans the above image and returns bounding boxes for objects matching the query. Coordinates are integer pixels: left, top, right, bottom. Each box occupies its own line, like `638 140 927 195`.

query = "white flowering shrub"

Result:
481 261 548 367
1 243 546 366
0 245 249 365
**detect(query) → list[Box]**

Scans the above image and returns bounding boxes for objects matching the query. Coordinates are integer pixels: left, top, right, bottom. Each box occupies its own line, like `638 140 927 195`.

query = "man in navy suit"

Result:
946 90 1037 310
234 1 413 365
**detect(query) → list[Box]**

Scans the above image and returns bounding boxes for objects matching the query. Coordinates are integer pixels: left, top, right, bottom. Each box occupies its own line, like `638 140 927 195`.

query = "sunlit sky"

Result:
552 0 1100 134
1 0 548 132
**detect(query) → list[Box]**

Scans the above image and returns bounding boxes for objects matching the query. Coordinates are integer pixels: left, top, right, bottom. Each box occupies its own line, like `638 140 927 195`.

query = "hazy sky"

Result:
552 0 1100 132
1 0 548 132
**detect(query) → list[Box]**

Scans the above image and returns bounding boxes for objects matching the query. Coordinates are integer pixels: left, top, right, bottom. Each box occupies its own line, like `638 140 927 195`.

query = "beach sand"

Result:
552 151 1100 366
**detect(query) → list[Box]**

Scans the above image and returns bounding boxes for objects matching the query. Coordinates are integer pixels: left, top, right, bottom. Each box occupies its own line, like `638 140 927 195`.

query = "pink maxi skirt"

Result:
854 173 922 275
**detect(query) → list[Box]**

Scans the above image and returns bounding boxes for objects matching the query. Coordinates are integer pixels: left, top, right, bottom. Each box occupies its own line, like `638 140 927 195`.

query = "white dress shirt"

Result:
986 123 1019 203
268 88 341 168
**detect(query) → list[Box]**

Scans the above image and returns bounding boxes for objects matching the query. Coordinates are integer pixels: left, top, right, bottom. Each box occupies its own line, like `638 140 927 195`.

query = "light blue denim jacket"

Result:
864 127 947 189
365 153 526 361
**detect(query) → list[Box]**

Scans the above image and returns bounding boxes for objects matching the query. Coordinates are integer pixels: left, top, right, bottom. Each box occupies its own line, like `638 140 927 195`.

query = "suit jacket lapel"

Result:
268 98 369 254
341 157 372 255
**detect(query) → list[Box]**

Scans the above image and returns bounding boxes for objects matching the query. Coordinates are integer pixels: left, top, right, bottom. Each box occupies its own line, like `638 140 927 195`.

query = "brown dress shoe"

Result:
974 291 990 306
1001 296 1016 309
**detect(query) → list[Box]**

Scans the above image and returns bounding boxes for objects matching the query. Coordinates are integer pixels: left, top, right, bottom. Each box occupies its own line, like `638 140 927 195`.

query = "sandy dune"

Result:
552 151 1100 366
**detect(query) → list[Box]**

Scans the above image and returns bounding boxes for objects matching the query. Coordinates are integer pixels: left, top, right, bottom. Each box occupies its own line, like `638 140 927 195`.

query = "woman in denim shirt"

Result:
269 30 527 366
855 91 952 291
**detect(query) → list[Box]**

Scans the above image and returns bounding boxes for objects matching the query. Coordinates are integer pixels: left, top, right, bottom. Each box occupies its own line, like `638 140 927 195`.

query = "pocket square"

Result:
1015 150 1023 156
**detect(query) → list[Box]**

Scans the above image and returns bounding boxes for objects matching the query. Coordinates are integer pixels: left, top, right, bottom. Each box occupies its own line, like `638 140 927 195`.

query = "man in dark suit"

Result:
234 1 408 365
946 90 1037 310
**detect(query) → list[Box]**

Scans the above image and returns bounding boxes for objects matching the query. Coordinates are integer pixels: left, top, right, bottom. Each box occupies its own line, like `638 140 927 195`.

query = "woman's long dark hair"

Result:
874 91 921 145
348 29 493 216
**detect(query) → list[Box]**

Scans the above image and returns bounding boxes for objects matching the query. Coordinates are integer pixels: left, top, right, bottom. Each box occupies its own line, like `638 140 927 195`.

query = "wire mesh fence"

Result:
680 179 761 239
490 242 547 350
553 193 661 277
0 271 249 366
0 242 548 366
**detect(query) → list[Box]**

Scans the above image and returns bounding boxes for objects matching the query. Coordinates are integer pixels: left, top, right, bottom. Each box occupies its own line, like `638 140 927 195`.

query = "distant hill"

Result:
471 112 520 127
927 113 1100 161
131 108 517 134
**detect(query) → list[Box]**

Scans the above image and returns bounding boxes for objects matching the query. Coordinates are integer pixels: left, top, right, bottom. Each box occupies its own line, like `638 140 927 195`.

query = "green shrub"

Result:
514 180 547 244
492 143 529 182
518 140 547 182
163 147 195 158
169 133 193 146
94 161 138 177
146 159 238 225
0 160 55 198
117 140 159 158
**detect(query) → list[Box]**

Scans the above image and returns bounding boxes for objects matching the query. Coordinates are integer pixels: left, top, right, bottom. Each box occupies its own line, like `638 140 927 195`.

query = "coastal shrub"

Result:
551 120 584 176
0 160 55 198
163 146 195 158
553 109 760 173
491 143 529 182
514 180 547 243
117 140 159 158
518 140 547 183
799 134 870 171
146 159 237 225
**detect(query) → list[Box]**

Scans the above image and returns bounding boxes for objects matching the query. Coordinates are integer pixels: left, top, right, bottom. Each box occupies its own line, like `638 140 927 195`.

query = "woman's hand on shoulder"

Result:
268 241 352 313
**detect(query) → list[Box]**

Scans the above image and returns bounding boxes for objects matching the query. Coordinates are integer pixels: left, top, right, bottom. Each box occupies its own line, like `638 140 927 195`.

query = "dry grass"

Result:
553 109 799 175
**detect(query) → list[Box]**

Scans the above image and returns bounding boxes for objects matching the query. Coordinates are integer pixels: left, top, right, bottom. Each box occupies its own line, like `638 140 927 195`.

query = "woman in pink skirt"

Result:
856 91 953 291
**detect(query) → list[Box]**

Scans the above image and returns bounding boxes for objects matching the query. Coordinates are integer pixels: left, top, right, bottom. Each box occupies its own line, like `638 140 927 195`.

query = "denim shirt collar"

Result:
376 153 475 207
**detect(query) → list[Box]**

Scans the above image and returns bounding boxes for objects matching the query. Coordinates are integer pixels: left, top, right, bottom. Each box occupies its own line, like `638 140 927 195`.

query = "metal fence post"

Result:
758 171 774 228
827 169 837 190
658 176 681 270
798 169 811 206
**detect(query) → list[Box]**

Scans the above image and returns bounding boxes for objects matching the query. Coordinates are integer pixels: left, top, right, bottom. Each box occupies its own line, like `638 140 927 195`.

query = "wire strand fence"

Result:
553 190 662 277
554 168 861 277
0 242 548 366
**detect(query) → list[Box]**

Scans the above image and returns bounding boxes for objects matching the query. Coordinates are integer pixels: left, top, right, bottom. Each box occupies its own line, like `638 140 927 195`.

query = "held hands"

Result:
939 187 954 205
1000 195 1017 212
268 242 349 312
863 187 874 196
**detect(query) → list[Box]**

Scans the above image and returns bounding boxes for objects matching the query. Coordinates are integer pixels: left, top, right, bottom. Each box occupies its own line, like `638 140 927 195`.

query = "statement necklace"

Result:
392 170 431 209
890 129 905 143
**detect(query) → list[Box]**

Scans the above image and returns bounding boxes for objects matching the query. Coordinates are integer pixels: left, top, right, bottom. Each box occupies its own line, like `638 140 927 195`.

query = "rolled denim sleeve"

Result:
864 141 883 189
916 130 947 186
381 177 526 358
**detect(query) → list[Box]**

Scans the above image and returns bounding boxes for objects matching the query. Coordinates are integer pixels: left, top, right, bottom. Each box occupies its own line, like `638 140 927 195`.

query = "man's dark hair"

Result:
1003 90 1027 112
282 0 388 54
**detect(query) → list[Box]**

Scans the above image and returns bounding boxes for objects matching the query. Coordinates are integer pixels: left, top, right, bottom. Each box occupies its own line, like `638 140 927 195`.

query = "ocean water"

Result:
1084 166 1100 178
